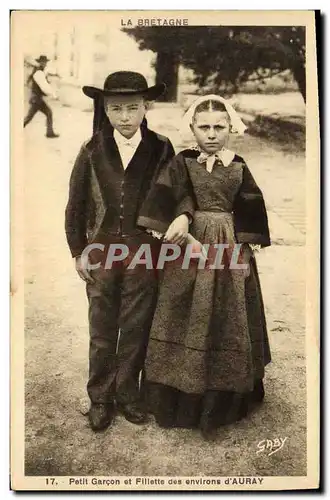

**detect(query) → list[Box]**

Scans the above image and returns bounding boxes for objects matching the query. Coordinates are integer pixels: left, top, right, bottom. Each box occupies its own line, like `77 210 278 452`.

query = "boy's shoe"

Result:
88 402 115 431
118 403 148 425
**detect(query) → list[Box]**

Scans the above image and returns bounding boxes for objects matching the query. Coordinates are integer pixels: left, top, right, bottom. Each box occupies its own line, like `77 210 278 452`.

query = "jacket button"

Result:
119 215 124 220
120 204 124 209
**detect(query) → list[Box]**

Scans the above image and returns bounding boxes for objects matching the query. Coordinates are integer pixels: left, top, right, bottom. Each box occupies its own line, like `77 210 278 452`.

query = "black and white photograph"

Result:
10 10 319 491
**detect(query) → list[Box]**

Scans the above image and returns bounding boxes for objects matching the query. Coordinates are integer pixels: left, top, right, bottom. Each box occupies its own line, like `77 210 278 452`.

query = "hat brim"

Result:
82 83 166 101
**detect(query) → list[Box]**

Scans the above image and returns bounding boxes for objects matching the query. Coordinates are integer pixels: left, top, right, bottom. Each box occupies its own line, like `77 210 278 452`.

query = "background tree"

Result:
123 26 305 102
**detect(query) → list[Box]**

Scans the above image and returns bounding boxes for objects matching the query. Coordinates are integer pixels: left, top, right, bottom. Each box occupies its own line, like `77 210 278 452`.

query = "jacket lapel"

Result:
100 124 124 174
125 132 152 175
93 121 153 179
123 130 156 216
89 123 162 218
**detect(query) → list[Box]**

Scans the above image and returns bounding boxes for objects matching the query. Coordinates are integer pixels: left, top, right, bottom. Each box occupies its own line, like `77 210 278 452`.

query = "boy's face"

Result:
104 94 147 138
191 111 230 154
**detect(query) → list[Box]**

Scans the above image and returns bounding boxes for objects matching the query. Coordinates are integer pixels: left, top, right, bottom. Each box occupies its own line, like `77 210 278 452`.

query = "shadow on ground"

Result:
247 115 305 154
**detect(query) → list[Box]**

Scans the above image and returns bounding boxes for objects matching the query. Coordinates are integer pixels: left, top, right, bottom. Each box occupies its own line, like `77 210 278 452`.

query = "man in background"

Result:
24 54 59 138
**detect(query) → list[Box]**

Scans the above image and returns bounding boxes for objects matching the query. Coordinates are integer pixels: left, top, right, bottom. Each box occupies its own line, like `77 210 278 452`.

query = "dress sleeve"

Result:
170 154 195 221
233 161 271 247
137 153 195 233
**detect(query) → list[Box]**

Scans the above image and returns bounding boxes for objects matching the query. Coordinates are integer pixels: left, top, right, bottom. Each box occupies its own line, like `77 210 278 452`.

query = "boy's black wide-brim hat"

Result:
83 71 166 100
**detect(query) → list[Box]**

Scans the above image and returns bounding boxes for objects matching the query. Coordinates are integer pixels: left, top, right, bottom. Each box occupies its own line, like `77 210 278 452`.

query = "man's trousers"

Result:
24 97 55 135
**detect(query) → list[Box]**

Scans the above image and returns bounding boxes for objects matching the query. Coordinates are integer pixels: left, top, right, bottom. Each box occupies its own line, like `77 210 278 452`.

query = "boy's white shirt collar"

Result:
114 128 142 147
114 128 142 170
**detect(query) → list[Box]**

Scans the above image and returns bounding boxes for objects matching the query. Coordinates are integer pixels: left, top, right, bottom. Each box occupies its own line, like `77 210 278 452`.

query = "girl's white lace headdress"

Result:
180 94 247 140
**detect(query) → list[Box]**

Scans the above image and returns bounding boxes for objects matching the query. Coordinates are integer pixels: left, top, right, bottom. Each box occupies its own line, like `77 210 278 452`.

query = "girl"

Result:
138 94 271 437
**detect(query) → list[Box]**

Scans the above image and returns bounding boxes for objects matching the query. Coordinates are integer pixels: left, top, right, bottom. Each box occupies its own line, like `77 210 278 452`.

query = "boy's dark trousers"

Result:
86 234 159 407
65 122 177 407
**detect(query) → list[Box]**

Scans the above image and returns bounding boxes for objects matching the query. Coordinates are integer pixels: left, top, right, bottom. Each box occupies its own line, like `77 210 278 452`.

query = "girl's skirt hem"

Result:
144 379 265 432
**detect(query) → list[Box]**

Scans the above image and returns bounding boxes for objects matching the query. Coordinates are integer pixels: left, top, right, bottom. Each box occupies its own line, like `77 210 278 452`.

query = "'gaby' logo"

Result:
256 437 288 457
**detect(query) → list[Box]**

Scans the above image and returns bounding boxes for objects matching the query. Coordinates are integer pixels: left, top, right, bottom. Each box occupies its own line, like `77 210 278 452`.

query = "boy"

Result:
65 71 192 431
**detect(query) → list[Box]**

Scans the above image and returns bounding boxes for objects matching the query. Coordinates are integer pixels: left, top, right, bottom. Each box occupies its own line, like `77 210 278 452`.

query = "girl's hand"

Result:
187 234 208 263
164 214 189 245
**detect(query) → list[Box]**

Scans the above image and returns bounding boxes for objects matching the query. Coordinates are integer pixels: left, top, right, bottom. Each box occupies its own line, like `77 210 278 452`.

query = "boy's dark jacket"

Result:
65 120 193 258
137 149 271 248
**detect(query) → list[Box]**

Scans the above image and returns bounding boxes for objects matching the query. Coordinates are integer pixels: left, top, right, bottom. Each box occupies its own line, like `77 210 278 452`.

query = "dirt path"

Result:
24 101 306 478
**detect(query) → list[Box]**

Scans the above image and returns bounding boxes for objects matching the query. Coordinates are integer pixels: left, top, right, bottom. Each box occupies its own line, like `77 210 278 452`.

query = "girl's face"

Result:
190 111 230 154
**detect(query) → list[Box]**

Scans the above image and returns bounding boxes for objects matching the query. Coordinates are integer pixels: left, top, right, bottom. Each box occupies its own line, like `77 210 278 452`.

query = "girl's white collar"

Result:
190 145 235 167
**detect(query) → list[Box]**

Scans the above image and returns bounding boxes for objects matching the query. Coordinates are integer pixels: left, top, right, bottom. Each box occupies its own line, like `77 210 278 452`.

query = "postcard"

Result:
11 9 319 491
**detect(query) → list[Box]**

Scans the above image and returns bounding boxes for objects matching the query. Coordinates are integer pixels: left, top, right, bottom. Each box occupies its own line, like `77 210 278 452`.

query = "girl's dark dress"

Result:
138 148 271 433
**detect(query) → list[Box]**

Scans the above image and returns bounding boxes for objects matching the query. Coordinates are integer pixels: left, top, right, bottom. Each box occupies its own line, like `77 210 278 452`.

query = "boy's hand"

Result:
164 214 189 245
75 255 95 284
